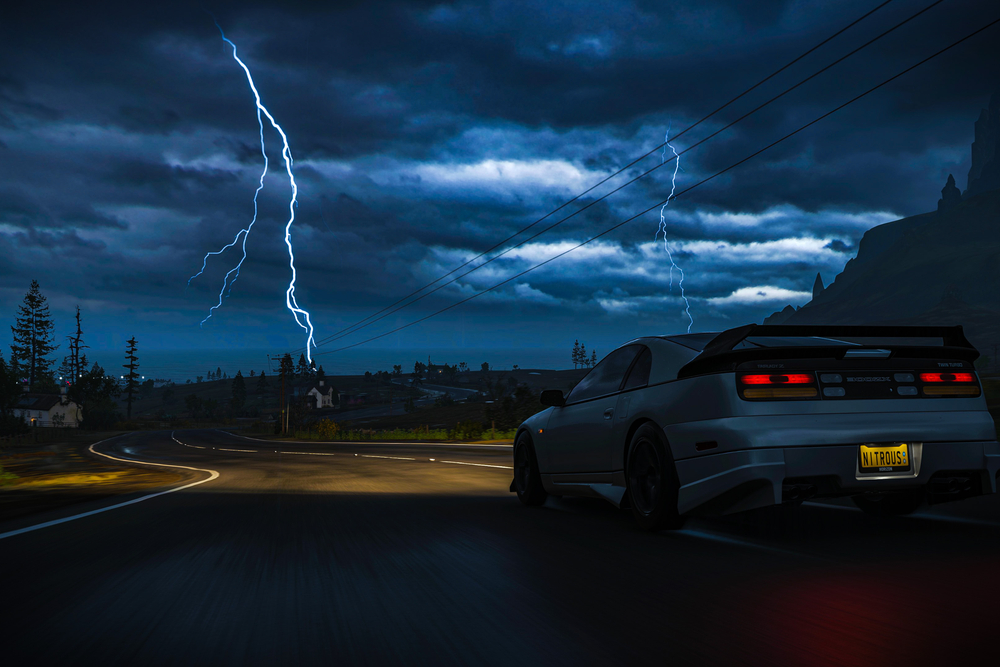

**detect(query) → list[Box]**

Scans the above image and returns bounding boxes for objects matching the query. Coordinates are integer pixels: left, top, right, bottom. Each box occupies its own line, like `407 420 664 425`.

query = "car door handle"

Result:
604 408 614 419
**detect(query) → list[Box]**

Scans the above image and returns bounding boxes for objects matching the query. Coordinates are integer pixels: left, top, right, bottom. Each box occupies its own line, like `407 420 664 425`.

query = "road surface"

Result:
2 429 997 665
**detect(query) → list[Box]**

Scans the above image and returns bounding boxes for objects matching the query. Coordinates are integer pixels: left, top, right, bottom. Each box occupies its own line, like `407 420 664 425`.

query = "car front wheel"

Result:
626 423 685 531
513 433 547 506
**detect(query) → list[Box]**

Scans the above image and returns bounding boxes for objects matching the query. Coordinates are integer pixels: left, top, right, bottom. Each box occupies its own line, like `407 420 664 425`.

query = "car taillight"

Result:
738 373 818 400
919 371 980 397
919 372 974 383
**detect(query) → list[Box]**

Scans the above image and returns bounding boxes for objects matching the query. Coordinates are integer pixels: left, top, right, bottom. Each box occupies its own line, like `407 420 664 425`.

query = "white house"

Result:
307 381 337 409
14 388 82 428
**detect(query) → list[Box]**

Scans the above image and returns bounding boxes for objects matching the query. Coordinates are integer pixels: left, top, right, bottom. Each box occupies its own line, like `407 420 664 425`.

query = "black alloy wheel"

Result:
514 433 547 506
626 423 685 531
852 489 924 516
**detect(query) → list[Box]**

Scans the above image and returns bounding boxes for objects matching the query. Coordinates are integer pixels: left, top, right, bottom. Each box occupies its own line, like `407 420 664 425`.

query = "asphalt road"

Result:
2 429 998 665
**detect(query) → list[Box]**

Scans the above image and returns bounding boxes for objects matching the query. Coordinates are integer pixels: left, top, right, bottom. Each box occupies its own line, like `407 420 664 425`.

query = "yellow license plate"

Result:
858 443 910 472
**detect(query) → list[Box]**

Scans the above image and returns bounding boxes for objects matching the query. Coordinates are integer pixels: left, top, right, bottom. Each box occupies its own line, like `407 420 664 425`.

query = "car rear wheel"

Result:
513 433 547 506
626 423 685 531
852 489 923 516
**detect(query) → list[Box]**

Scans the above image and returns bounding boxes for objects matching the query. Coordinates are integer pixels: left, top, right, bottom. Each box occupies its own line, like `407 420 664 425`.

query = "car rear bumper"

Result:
674 440 1000 515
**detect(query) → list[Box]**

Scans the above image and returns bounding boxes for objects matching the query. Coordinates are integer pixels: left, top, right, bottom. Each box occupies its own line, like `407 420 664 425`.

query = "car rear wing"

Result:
677 324 979 379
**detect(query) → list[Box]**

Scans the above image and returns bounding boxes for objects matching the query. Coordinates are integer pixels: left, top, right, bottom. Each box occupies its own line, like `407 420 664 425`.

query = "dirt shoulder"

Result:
0 432 186 523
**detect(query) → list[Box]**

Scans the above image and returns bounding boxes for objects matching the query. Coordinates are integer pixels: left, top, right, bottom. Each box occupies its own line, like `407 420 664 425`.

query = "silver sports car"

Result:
511 324 1000 530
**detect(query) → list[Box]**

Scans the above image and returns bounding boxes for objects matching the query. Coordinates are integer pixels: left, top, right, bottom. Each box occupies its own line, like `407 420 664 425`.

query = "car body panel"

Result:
516 326 1000 516
541 395 617 473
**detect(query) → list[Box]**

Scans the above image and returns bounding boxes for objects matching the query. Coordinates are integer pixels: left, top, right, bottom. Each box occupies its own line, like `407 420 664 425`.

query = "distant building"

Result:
307 381 338 409
14 387 81 427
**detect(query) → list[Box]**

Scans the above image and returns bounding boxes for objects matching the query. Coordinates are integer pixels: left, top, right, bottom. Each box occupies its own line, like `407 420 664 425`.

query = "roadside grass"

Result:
284 427 519 442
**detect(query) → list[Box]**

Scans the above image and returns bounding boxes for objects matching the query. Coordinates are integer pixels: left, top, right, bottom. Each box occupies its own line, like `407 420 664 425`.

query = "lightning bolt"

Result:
655 125 694 333
188 90 267 327
191 24 316 362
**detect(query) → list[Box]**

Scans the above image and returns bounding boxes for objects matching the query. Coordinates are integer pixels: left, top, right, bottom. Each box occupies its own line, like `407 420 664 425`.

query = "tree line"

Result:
0 280 141 433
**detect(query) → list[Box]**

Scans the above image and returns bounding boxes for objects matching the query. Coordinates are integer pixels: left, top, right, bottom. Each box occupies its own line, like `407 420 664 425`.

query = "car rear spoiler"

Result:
677 324 979 379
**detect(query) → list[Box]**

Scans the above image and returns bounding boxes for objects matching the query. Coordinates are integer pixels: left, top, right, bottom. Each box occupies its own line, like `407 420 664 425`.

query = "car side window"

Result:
566 345 642 404
621 347 652 391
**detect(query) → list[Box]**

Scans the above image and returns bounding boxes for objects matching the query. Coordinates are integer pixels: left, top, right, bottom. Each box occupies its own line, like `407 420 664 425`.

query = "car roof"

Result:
657 333 859 352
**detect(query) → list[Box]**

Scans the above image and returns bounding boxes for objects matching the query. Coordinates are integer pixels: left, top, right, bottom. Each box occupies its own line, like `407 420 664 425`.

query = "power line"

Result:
301 0 899 352
313 15 1000 357
309 0 941 350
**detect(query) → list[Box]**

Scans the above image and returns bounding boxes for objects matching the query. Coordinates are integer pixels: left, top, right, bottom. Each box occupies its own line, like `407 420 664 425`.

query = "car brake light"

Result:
738 373 817 400
918 371 980 397
740 374 814 385
919 372 974 383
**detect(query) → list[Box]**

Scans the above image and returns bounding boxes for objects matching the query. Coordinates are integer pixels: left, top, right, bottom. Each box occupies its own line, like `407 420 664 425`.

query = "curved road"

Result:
1 429 998 665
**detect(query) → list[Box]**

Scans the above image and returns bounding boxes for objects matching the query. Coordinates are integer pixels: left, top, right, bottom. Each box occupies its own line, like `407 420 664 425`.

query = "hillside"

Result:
765 94 1000 356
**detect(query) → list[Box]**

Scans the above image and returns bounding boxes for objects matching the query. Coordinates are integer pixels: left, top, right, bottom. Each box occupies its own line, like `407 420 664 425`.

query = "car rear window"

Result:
621 347 652 391
567 345 642 403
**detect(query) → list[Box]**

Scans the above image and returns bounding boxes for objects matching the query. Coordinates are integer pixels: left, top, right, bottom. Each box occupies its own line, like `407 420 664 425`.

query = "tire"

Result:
626 423 685 531
853 489 923 516
513 433 547 506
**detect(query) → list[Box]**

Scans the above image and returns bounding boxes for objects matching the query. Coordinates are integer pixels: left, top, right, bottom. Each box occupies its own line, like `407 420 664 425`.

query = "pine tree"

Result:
572 340 581 368
10 280 58 389
231 371 246 415
0 351 23 435
297 353 309 377
280 353 294 378
317 365 325 381
123 336 139 420
589 349 597 368
579 343 587 368
256 371 267 394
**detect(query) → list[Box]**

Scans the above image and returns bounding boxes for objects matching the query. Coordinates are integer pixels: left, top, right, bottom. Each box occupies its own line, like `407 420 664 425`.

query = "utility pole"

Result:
269 355 285 434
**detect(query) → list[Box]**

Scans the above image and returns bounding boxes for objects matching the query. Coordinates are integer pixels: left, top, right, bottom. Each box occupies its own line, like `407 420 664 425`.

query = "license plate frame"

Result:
858 443 911 473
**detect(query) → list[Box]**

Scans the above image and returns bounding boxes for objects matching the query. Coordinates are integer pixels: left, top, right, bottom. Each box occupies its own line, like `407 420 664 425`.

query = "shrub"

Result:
450 420 484 441
315 419 340 440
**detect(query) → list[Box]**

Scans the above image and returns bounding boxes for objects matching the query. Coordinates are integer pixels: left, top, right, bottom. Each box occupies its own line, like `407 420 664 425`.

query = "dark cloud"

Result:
0 0 997 364
118 106 182 134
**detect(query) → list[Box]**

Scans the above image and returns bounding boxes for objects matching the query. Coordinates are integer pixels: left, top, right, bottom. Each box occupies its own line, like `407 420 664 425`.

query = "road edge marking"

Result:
0 432 220 541
439 460 513 470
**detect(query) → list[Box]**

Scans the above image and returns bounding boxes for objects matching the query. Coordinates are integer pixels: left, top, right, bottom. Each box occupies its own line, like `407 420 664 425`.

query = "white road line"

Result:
439 460 513 470
182 443 206 449
360 454 416 461
218 448 256 453
284 451 336 456
0 433 220 542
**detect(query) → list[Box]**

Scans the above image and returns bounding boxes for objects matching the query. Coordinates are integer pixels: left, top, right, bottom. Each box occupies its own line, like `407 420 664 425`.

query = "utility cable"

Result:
301 0 899 351
312 15 1000 356
309 0 942 350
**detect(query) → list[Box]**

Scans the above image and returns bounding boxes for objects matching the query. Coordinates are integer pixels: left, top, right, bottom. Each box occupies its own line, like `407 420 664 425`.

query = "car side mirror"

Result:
539 389 566 407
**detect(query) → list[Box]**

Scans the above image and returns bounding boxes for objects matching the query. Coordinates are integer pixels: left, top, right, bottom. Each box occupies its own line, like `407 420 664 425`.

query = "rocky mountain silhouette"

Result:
764 93 1000 354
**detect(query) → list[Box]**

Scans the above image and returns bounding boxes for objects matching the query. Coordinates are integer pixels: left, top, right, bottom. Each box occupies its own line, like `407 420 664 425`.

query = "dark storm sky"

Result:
1 0 998 360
